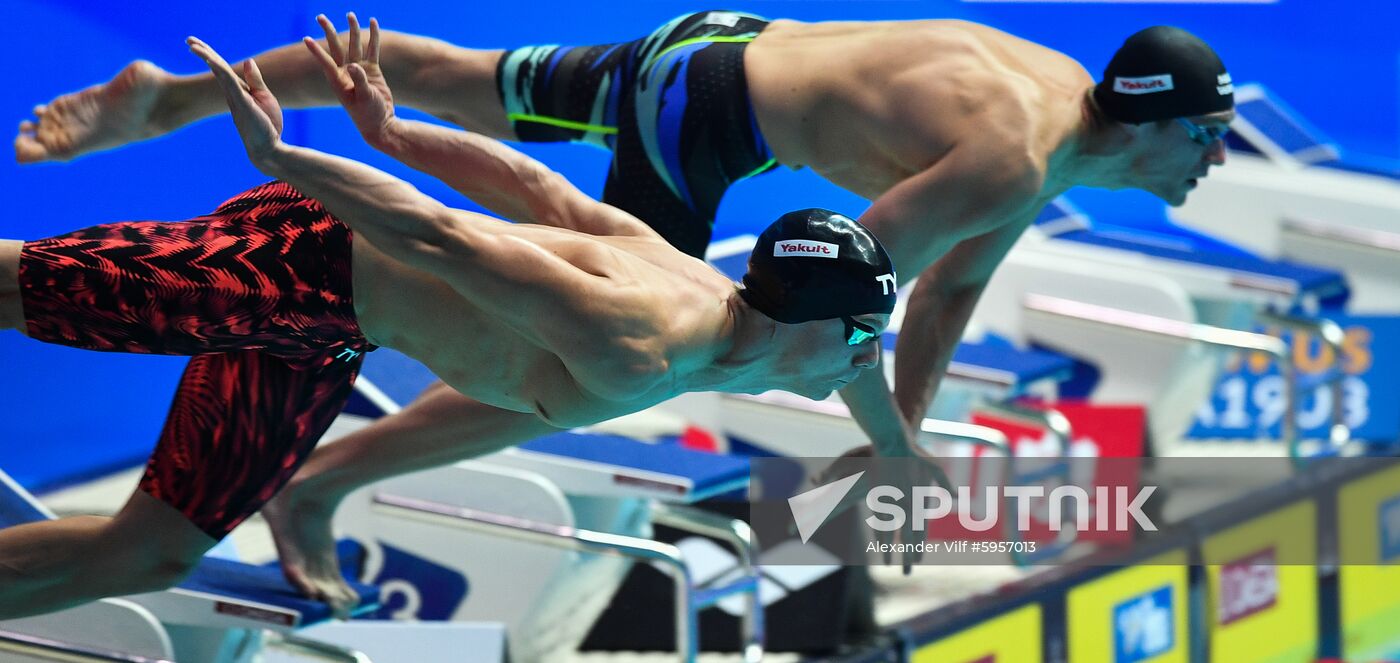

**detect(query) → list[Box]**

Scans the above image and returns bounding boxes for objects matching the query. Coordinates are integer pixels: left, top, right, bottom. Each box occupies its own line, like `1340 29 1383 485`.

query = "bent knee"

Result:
88 510 212 594
86 546 203 596
137 551 202 588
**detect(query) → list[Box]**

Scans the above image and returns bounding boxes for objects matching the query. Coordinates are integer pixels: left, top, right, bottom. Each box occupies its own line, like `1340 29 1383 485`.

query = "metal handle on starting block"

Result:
372 492 699 663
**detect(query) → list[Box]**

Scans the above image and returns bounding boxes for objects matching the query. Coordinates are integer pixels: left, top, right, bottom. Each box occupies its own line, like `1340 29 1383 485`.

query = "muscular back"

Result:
351 224 736 427
746 19 1092 201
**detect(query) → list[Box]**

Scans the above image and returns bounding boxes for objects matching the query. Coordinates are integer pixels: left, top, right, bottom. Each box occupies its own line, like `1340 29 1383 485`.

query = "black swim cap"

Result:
1093 26 1234 125
739 209 897 324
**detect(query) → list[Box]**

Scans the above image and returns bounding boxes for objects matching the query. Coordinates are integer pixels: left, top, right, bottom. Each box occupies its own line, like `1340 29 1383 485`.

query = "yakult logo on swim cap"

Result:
1114 74 1174 95
774 240 839 258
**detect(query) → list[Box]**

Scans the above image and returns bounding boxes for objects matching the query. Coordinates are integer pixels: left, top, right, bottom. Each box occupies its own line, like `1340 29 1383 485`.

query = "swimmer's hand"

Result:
305 13 396 145
812 440 949 575
187 37 285 165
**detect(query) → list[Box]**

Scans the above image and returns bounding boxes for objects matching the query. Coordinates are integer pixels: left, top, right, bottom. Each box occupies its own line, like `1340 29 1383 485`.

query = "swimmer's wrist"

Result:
364 117 404 152
252 142 297 176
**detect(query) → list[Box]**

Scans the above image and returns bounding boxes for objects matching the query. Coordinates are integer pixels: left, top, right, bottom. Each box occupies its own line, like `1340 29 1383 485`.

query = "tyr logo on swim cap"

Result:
1093 26 1234 124
740 209 897 324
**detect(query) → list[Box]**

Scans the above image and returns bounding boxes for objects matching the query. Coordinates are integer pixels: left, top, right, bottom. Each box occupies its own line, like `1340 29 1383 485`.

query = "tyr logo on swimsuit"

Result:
336 348 363 362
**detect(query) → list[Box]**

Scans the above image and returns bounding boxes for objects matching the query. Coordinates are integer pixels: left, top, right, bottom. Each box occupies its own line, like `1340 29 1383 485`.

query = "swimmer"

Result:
0 36 894 619
16 12 1234 597
16 11 1236 456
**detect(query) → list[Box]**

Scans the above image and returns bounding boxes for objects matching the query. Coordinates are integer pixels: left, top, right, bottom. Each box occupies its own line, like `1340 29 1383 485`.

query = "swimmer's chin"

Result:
1152 189 1192 207
803 384 842 401
762 385 837 401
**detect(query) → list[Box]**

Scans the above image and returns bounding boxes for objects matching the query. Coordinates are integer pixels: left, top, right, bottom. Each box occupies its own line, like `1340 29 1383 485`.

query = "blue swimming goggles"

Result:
842 316 879 346
1177 118 1231 146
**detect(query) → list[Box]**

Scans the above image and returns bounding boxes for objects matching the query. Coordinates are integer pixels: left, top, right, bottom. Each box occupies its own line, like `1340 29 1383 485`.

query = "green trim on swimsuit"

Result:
651 34 758 63
738 156 778 181
507 113 619 135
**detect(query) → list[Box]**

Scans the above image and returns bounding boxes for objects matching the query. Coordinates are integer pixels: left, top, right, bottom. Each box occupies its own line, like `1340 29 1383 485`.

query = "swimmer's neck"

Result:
692 294 780 394
1045 89 1148 192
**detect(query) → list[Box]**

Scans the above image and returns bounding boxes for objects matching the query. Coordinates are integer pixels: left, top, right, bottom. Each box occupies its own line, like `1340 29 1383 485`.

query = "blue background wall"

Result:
2 0 1397 490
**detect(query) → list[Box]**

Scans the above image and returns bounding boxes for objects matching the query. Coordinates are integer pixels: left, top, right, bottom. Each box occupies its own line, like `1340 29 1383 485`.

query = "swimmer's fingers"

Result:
189 37 283 157
242 59 284 136
304 36 352 96
346 13 363 63
347 63 375 95
316 14 346 65
243 58 269 94
187 38 247 95
367 18 381 65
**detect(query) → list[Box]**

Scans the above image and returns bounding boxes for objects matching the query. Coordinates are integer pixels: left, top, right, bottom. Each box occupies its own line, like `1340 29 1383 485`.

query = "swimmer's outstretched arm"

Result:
17 15 509 162
191 37 658 370
305 16 660 240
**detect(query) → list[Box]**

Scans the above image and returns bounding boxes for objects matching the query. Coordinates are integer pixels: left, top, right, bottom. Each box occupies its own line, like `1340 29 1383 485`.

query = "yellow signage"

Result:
1066 550 1189 663
1203 499 1317 663
912 603 1042 663
1338 463 1400 661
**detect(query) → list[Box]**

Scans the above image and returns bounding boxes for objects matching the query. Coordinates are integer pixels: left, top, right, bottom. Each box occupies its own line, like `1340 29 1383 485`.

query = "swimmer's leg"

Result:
0 346 364 620
0 240 21 332
18 29 514 163
496 41 634 146
497 10 766 151
602 11 777 257
0 489 213 619
265 381 558 616
17 181 366 357
0 242 213 618
176 26 518 138
378 35 516 139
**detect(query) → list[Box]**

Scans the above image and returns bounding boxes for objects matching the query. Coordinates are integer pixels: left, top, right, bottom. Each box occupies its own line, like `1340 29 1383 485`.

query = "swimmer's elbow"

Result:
418 210 489 259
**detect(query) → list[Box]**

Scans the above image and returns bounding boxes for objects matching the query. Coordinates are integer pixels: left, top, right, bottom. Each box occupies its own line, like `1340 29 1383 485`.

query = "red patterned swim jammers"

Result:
18 181 375 539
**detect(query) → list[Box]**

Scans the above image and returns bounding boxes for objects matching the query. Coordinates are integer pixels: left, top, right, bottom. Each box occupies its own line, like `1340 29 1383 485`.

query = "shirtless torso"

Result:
746 18 1093 268
349 222 741 428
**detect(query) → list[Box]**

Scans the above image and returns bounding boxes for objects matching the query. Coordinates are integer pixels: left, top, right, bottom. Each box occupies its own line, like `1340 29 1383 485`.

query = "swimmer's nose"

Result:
1206 139 1227 165
853 347 879 369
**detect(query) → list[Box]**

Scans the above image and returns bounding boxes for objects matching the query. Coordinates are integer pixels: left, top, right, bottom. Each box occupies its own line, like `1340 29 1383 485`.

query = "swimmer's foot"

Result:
262 482 361 619
16 60 174 163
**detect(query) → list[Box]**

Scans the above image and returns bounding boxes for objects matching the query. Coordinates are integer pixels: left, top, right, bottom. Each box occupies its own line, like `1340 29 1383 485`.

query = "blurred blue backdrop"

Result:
2 0 1397 491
